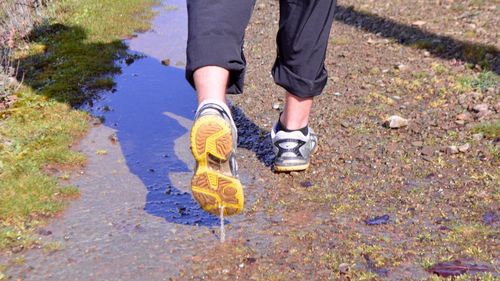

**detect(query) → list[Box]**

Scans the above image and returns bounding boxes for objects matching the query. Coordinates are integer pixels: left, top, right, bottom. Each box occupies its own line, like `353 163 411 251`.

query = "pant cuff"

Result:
186 36 245 95
272 60 328 98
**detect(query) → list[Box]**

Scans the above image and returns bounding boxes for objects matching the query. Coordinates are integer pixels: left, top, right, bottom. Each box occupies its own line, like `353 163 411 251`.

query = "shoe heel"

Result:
190 116 233 161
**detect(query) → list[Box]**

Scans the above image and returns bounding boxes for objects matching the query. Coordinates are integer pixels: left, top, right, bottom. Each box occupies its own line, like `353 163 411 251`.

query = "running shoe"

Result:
271 122 318 172
190 101 243 216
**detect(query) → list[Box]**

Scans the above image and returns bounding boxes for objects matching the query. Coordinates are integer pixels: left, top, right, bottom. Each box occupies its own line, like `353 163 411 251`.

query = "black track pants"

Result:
186 0 336 98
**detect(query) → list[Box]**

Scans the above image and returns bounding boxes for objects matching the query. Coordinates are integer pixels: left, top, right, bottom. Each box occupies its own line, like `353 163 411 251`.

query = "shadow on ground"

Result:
334 5 499 73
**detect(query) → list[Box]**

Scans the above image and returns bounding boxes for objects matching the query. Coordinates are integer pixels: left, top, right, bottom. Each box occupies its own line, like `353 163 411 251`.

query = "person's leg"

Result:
193 66 229 104
280 93 313 130
186 0 256 98
271 0 336 171
186 0 255 216
274 0 336 126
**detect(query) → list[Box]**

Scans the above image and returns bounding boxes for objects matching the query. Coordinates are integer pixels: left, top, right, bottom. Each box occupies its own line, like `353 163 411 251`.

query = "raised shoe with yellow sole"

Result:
190 102 243 216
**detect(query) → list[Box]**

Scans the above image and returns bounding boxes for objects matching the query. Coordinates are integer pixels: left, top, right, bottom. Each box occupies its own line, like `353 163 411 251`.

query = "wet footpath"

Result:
4 0 500 280
3 1 253 280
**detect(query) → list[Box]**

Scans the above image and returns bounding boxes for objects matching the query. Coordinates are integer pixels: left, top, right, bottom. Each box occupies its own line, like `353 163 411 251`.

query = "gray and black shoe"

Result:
190 101 243 216
271 122 318 172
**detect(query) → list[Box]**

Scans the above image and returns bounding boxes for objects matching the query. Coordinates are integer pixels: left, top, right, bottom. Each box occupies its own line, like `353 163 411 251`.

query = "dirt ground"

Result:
1 0 498 280
178 0 499 280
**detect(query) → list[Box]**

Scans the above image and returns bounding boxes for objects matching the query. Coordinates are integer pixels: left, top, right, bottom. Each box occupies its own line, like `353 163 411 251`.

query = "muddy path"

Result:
2 0 500 280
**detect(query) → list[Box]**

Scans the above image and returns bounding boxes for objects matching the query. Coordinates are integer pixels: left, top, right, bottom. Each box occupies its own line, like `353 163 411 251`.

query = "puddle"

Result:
85 0 221 226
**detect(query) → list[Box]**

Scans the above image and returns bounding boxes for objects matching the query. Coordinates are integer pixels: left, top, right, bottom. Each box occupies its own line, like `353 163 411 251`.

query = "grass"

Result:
473 121 500 139
456 71 499 92
0 0 159 252
18 0 159 106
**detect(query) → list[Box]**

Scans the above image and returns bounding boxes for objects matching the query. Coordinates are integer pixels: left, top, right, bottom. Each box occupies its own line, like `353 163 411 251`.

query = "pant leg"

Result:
186 0 256 94
272 0 336 98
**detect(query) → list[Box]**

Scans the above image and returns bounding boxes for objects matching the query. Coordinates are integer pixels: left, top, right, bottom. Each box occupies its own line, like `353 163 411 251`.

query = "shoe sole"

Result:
274 163 310 172
190 115 243 216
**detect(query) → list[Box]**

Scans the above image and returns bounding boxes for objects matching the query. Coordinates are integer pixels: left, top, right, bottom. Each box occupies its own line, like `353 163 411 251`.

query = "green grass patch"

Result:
456 71 499 92
0 89 88 250
473 121 500 139
19 0 159 106
1 0 159 252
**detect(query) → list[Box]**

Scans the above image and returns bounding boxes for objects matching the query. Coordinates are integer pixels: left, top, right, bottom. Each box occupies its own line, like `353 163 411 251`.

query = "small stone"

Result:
272 102 281 110
366 214 390 225
472 103 488 112
455 112 473 121
300 181 313 188
454 120 465 125
446 146 459 154
477 109 492 119
428 260 494 278
11 245 24 253
161 58 170 66
472 133 483 141
493 102 500 113
37 229 53 236
125 57 135 65
391 96 401 100
412 141 423 147
412 20 427 26
423 51 431 57
333 92 342 96
395 64 409 71
108 133 118 144
244 257 257 264
340 121 351 128
339 263 350 274
384 115 409 129
290 171 300 177
457 143 470 152
421 146 435 156
458 94 468 107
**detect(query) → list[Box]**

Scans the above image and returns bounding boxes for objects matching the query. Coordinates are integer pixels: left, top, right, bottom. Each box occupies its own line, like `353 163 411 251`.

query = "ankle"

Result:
279 114 308 131
277 116 309 135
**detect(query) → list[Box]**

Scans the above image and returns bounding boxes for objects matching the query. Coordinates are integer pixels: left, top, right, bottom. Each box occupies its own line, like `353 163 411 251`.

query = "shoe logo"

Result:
275 139 305 158
278 142 298 149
